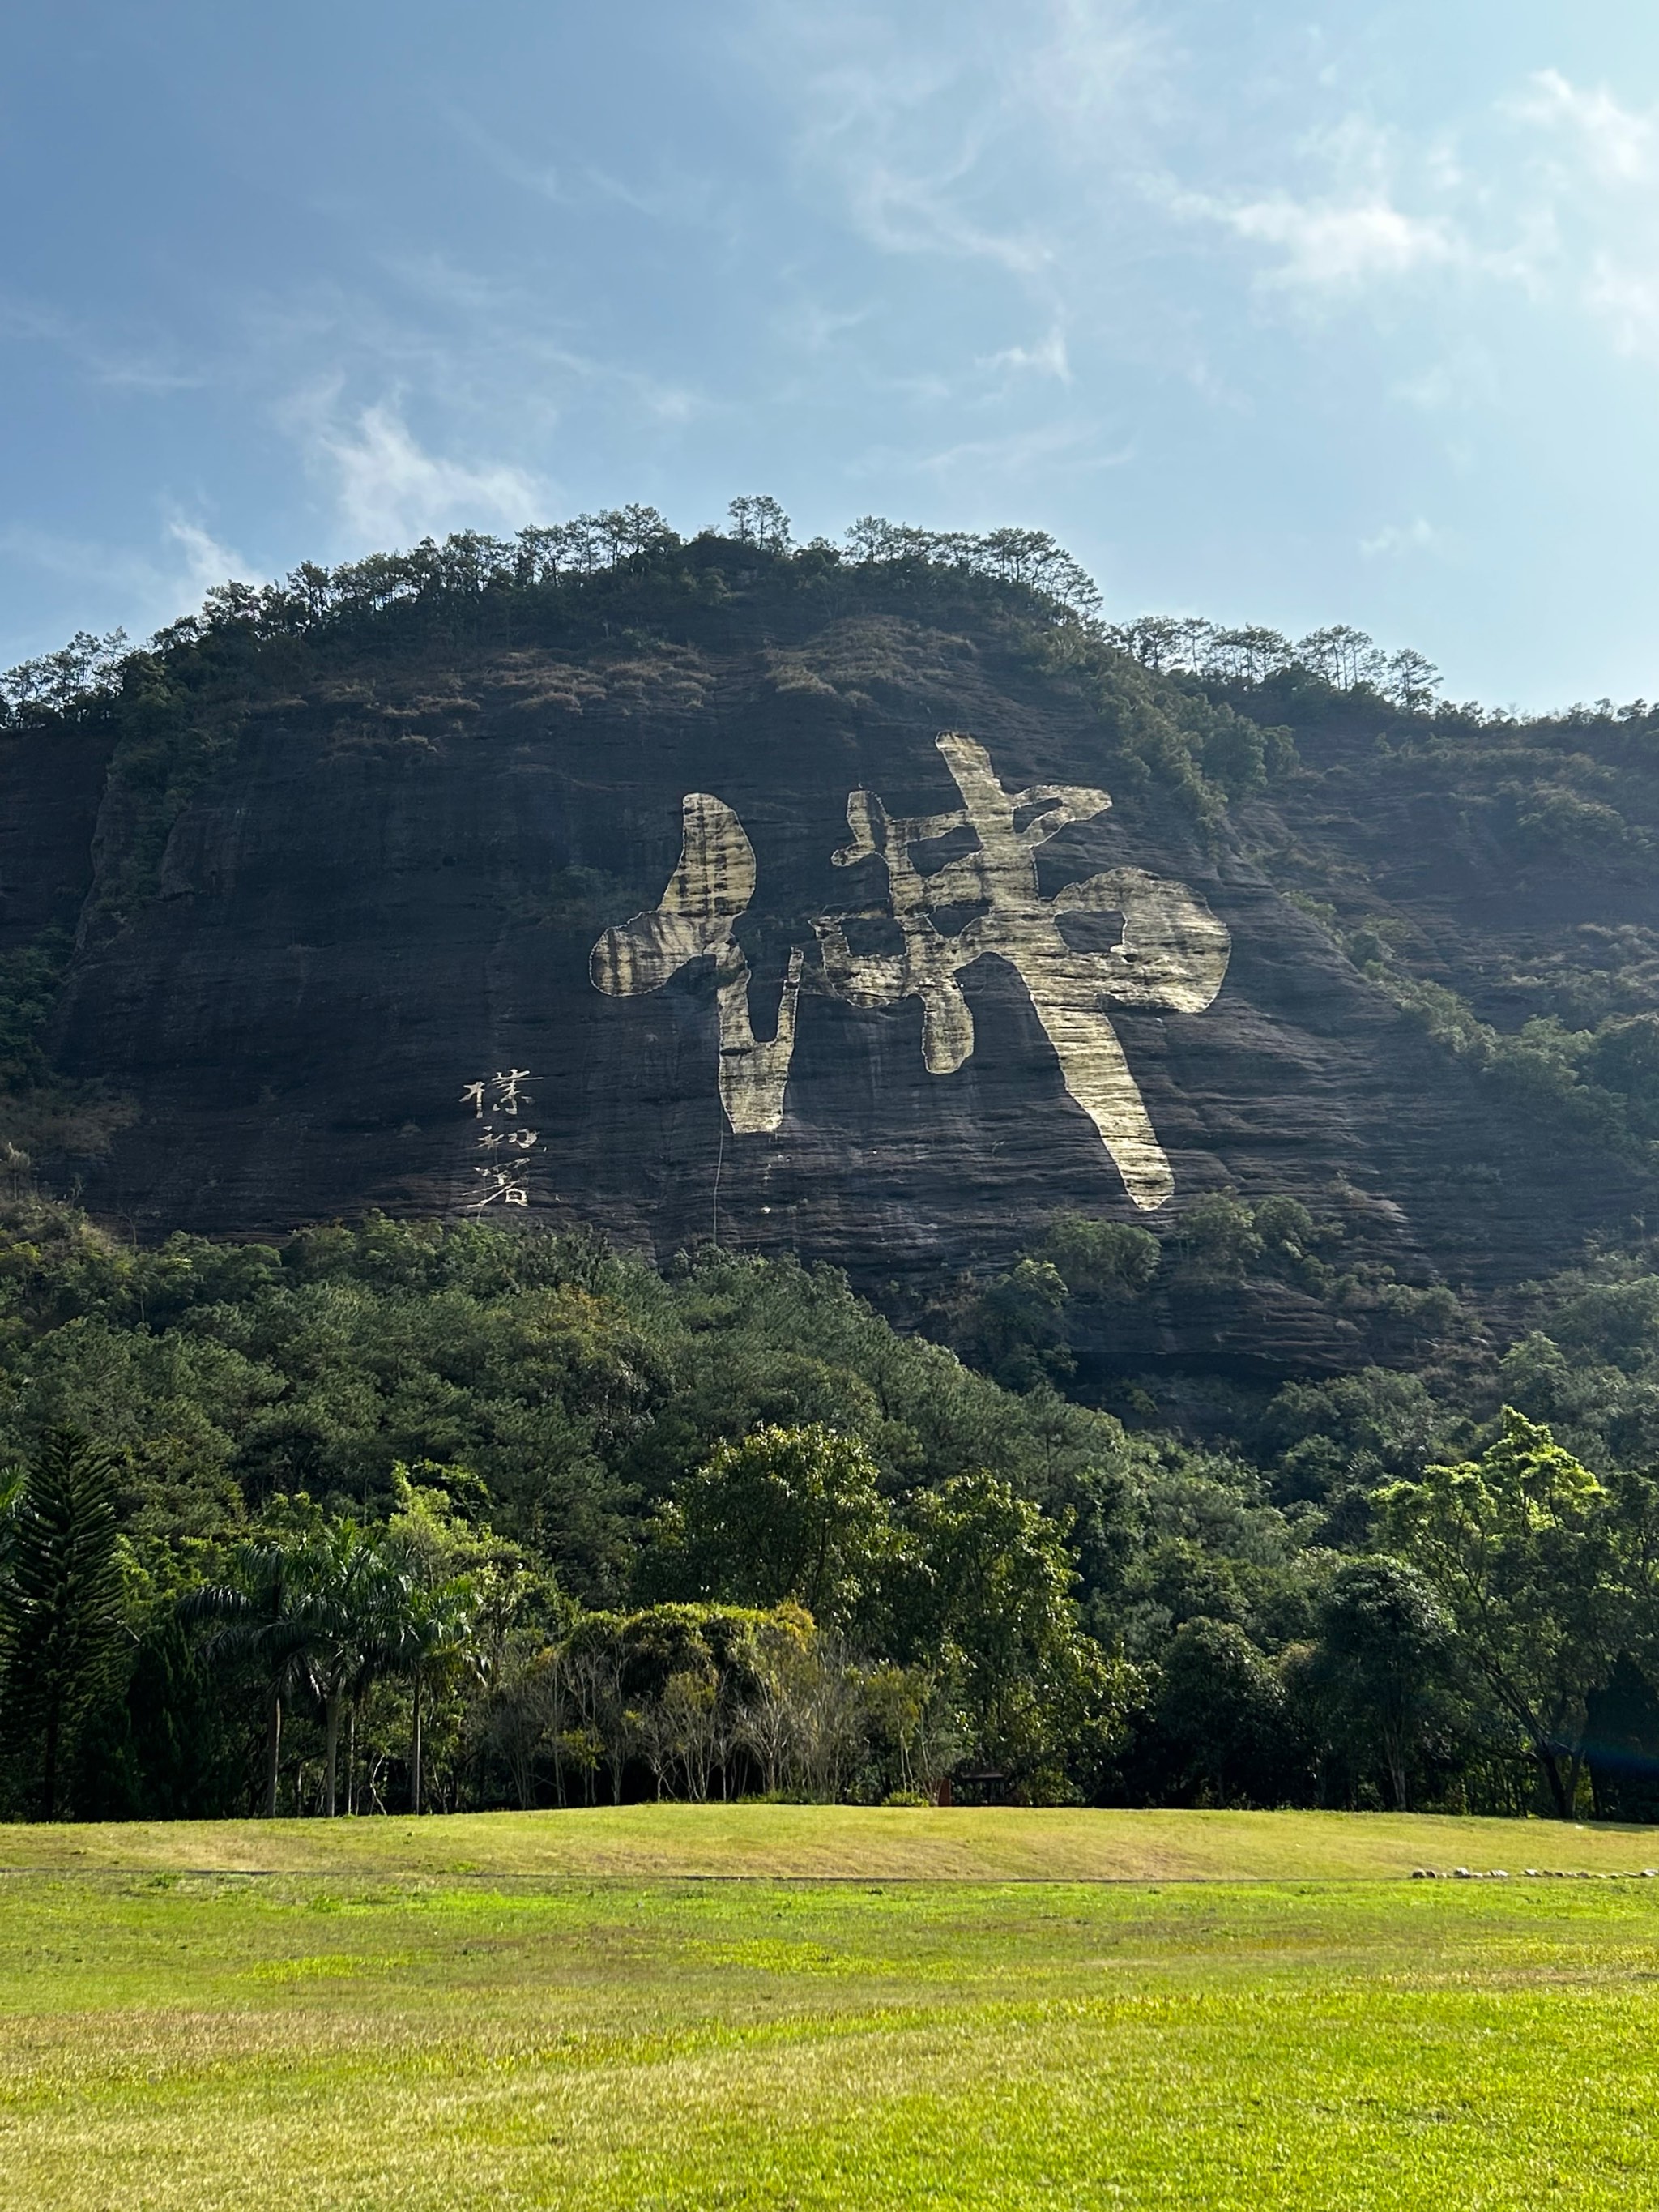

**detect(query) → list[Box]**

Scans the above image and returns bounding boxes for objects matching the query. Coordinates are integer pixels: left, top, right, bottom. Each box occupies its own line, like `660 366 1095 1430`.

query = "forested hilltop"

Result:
7 505 1659 1822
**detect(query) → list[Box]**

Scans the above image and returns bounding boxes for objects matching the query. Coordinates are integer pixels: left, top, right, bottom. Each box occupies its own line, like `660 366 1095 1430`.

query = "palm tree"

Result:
341 1567 402 1817
395 1579 473 1815
184 1538 325 1818
299 1521 401 1818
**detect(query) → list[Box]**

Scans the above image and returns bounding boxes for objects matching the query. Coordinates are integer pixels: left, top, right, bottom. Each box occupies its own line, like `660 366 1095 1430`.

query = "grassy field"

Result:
7 1800 1659 1880
8 1811 1659 2208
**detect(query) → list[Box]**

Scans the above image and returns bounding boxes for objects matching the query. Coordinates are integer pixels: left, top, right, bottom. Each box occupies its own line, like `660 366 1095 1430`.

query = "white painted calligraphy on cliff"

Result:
459 1070 538 1205
588 794 804 1139
589 732 1230 1208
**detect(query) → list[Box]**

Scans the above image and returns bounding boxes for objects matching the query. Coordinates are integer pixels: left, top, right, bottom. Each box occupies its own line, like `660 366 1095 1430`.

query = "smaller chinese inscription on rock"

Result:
591 731 1231 1208
459 1069 538 1207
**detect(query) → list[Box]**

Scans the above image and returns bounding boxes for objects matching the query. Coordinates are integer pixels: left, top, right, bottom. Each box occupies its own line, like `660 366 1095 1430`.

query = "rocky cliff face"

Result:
7 548 1657 1377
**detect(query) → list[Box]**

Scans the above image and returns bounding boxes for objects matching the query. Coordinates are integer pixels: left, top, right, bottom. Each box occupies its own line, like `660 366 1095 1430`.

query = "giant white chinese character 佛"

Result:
590 731 1230 1207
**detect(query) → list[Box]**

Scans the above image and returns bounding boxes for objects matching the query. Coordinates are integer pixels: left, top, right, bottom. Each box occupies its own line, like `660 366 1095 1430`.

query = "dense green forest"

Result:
4 1197 1659 1824
8 505 1659 1823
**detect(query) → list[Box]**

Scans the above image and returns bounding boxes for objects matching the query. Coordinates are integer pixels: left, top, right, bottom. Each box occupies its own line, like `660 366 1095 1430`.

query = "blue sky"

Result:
4 2 1659 707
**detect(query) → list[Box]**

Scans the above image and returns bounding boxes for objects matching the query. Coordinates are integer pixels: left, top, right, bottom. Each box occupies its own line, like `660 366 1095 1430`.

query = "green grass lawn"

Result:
7 1811 1659 2208
8 1801 1659 1880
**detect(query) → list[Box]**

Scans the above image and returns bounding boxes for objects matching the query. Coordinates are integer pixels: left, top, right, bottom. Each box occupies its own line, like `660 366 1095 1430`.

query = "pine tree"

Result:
0 1429 125 1818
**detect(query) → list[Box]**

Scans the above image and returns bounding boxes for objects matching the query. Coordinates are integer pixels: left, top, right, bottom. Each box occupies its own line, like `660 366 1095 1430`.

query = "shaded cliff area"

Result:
6 523 1659 1407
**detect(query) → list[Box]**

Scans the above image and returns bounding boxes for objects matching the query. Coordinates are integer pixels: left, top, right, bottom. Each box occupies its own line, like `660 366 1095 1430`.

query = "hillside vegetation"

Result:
2 1203 1659 1826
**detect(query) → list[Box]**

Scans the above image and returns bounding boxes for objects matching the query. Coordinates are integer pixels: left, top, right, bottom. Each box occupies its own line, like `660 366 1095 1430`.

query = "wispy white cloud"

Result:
445 105 732 232
1512 70 1659 187
1583 260 1659 359
161 515 244 591
980 325 1073 382
0 293 204 394
295 396 552 548
750 6 1060 275
1502 73 1659 361
1148 110 1477 296
442 105 569 204
776 296 873 355
843 152 1055 275
1172 185 1463 288
1359 516 1443 560
884 418 1129 482
241 256 706 559
753 1 1479 352
1017 0 1167 142
258 258 705 441
1392 344 1501 414
0 510 247 660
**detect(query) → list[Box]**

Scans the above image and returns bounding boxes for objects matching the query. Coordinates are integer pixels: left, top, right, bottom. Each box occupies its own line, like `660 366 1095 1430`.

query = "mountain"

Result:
6 519 1659 1394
